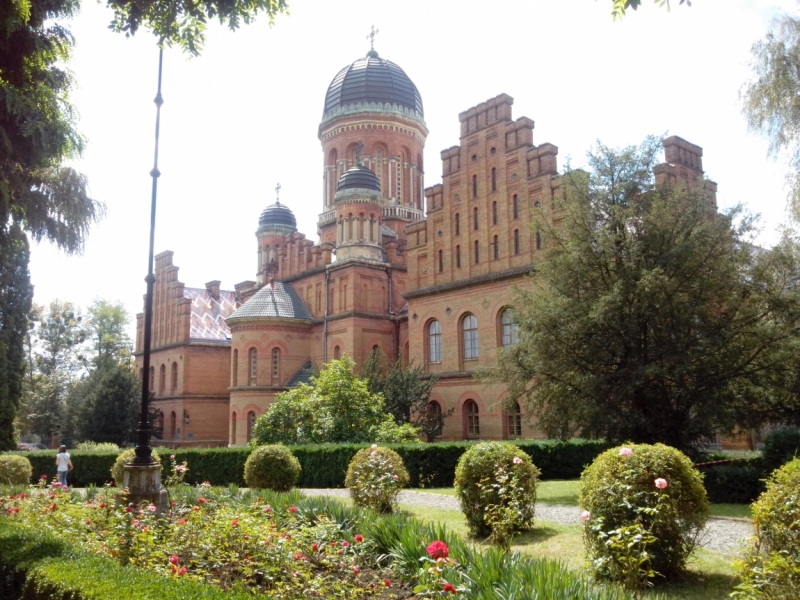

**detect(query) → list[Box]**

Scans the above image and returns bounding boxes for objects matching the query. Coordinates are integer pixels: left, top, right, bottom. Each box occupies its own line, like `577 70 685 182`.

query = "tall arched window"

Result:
507 401 522 438
169 411 176 438
171 362 178 394
492 201 497 225
248 348 258 386
149 366 154 392
491 167 497 192
464 400 480 437
271 348 280 385
472 175 477 198
334 345 341 360
159 364 166 395
438 250 443 272
513 195 519 219
428 320 442 363
456 245 461 268
232 349 238 386
473 207 478 230
474 240 480 264
247 411 256 442
231 412 237 445
514 229 520 255
493 235 499 260
462 314 479 360
428 401 443 438
501 308 520 347
455 213 460 235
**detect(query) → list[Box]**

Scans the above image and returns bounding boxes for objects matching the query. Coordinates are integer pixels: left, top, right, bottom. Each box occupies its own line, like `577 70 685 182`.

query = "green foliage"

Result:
579 443 709 588
0 454 32 485
762 427 800 473
483 136 800 454
345 445 409 513
0 225 33 451
606 0 689 20
371 419 420 443
243 444 300 491
252 355 407 445
75 441 120 451
85 299 132 369
111 448 162 486
454 442 539 539
733 458 800 599
699 461 765 504
71 363 140 446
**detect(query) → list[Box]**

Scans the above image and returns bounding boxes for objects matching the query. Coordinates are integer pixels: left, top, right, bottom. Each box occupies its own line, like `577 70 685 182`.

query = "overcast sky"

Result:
29 0 798 337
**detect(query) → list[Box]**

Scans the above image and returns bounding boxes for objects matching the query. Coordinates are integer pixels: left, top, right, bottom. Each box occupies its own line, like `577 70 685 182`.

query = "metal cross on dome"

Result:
367 25 379 50
275 182 281 204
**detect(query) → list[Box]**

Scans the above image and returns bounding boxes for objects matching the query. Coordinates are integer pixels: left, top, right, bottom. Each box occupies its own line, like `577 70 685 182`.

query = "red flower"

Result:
177 518 186 525
341 541 350 547
353 567 360 575
192 506 200 512
294 552 303 561
197 498 206 504
231 519 239 527
443 583 456 593
125 506 133 513
289 505 297 513
311 542 319 551
384 579 391 587
178 566 187 576
354 534 363 543
264 506 272 513
170 555 179 565
427 540 449 560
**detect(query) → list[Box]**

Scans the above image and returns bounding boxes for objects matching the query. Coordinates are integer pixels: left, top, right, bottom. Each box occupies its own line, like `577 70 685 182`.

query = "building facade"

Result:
135 50 713 447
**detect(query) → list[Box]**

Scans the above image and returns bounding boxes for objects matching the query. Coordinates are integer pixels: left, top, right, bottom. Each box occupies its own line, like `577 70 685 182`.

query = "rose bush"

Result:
345 445 409 513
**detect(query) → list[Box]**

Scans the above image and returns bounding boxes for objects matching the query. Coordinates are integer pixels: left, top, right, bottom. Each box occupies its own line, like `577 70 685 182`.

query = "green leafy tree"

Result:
85 299 131 369
362 349 448 442
482 136 800 454
72 363 140 446
742 11 800 221
252 355 413 445
605 0 689 19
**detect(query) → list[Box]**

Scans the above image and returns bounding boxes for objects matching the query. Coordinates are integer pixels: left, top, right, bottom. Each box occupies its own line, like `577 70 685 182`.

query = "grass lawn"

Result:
417 480 753 519
398 502 741 600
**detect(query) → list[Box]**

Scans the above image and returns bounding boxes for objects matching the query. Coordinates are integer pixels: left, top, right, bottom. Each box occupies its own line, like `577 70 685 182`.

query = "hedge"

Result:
5 439 613 489
0 520 251 600
697 458 765 505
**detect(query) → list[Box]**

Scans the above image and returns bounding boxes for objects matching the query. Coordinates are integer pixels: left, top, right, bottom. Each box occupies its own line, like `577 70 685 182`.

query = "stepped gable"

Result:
185 288 240 341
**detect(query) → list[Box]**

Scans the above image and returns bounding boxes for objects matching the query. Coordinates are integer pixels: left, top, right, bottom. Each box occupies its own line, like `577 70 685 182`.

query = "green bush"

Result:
0 455 32 485
76 441 120 451
579 443 709 589
111 449 162 486
762 428 800 474
733 458 800 599
454 441 540 538
345 445 409 513
699 461 765 504
243 444 301 491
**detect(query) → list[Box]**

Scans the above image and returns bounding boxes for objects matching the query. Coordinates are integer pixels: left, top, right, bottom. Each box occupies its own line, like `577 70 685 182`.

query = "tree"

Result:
742 11 800 221
72 363 140 446
0 225 34 450
482 136 800 454
362 349 449 442
85 299 131 369
252 356 418 445
605 0 689 19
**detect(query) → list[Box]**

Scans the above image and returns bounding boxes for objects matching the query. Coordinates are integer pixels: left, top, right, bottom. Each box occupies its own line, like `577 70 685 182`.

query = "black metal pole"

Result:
134 48 164 465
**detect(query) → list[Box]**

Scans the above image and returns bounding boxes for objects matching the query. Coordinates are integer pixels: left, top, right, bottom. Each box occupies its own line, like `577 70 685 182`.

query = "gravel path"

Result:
301 489 753 556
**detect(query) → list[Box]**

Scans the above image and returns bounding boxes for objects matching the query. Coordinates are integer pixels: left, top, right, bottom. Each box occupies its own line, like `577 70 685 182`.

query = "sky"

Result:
28 0 799 338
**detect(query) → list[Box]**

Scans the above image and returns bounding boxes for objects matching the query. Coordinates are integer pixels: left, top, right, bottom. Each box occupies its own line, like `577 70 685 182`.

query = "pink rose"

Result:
147 504 156 512
512 456 523 465
655 478 668 489
619 447 633 458
580 510 591 522
426 540 449 560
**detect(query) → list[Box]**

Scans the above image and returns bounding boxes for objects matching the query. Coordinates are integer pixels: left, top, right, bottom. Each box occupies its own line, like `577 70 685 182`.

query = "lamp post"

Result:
121 48 169 512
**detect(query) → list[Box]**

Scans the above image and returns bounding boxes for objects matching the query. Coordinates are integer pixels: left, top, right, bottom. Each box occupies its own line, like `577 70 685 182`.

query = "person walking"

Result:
55 445 73 487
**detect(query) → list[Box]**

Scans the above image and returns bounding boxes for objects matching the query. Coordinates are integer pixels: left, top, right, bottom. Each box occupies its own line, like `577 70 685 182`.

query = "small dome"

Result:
337 165 381 192
258 201 297 231
324 54 423 117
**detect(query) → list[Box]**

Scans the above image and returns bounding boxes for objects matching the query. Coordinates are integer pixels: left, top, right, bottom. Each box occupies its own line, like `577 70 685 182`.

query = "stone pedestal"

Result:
117 463 169 514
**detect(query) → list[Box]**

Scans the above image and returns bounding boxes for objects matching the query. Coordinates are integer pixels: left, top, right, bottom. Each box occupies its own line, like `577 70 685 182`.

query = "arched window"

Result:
334 345 341 360
455 213 460 236
248 348 258 386
536 231 542 250
247 411 256 442
472 174 477 198
171 362 178 394
507 401 522 438
428 401 443 438
492 201 497 225
149 366 154 392
501 308 520 348
170 411 177 438
474 240 480 264
232 349 238 386
271 348 280 385
438 250 443 272
513 195 519 219
491 167 497 192
159 364 166 395
462 314 479 360
456 245 461 268
231 412 237 445
514 229 520 255
493 235 499 260
473 207 479 230
428 320 442 363
464 400 480 437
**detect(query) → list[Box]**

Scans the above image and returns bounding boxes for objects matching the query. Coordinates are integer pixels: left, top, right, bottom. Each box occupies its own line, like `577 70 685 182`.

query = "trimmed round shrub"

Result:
345 445 409 513
244 444 301 491
454 441 540 538
0 455 32 485
733 458 800 599
579 443 709 587
111 449 162 486
762 427 800 474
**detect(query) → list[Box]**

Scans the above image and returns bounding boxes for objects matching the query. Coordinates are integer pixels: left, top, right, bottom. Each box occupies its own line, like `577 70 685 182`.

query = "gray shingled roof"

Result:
287 359 315 387
226 281 312 322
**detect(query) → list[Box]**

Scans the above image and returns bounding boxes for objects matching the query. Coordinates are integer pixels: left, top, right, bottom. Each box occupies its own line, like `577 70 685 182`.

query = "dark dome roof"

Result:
337 165 381 192
258 201 296 230
324 54 423 116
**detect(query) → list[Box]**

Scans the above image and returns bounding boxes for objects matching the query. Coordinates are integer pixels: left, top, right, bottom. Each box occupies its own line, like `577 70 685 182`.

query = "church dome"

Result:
323 53 423 117
258 201 296 232
337 165 381 192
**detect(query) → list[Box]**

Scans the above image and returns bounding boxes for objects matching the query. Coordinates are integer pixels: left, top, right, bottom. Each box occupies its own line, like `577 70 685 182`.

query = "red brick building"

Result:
135 50 713 447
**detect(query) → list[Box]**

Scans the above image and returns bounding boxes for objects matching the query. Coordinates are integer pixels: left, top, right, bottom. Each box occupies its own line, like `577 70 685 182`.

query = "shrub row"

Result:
8 439 613 489
698 458 766 504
